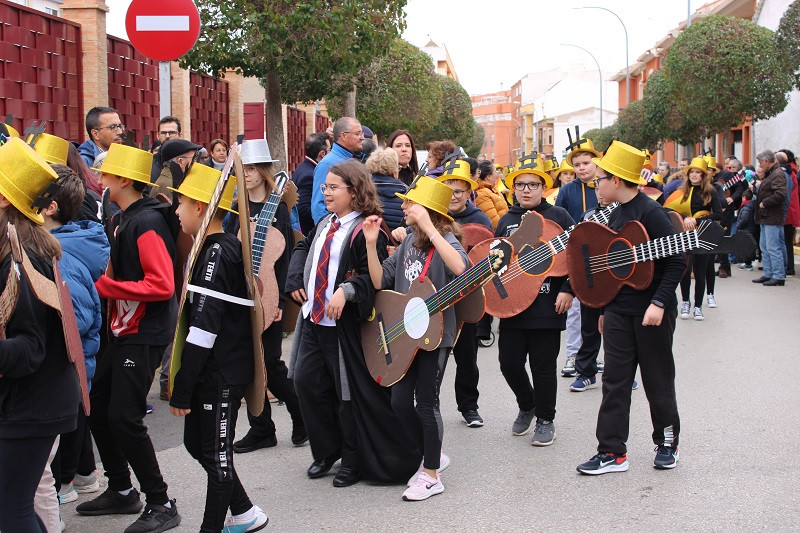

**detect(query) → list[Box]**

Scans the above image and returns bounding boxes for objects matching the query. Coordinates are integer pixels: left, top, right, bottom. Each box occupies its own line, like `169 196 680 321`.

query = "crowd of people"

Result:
0 106 797 533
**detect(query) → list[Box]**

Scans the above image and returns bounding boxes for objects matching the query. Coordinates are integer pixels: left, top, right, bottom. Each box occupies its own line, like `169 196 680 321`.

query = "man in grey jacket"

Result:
752 150 788 286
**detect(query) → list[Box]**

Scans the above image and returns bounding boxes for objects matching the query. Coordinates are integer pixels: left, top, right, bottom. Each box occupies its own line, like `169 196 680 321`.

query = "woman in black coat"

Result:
365 147 407 231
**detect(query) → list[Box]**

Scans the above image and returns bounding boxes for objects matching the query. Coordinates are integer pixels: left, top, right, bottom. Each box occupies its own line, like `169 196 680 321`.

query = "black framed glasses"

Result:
513 181 542 191
451 188 469 199
593 175 612 187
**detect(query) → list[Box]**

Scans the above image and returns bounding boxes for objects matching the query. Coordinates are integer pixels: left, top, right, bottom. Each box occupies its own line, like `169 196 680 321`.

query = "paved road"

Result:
61 265 800 532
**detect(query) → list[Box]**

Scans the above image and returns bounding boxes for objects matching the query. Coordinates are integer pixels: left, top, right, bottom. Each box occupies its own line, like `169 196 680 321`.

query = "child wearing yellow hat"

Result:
78 143 181 531
576 140 684 475
168 164 270 532
363 175 469 501
494 153 575 447
0 138 81 533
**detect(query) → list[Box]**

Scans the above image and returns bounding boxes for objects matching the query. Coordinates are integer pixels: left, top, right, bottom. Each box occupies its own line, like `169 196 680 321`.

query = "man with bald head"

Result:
311 116 364 223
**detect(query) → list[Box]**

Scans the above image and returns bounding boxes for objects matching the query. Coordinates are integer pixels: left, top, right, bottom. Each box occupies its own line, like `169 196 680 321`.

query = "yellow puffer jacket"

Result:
475 181 510 229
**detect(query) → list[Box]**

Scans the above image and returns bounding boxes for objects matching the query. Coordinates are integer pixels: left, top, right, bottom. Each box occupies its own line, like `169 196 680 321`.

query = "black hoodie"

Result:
495 202 575 330
451 202 492 229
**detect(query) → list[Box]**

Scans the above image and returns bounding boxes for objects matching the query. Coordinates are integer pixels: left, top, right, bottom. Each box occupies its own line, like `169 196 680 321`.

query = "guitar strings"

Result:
588 238 717 274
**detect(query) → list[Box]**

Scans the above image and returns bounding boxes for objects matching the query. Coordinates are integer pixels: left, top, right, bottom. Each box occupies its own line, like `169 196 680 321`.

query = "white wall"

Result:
754 0 800 155
553 108 619 159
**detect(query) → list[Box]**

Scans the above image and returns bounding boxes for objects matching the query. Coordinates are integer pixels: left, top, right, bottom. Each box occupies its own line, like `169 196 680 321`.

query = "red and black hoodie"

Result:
95 197 177 346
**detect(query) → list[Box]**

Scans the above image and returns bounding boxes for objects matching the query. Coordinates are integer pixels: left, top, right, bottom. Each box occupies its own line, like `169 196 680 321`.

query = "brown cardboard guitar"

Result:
453 223 494 329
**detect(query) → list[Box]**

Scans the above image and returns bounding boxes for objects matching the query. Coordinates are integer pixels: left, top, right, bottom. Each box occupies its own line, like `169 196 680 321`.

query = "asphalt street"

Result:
60 263 800 532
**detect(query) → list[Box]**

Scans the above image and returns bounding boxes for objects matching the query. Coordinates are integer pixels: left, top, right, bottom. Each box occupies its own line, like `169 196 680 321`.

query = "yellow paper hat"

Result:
566 137 602 165
396 175 454 221
504 153 553 190
92 143 153 184
168 163 237 214
592 141 647 185
703 154 717 172
686 156 709 177
1 123 20 140
542 157 556 173
0 138 60 224
437 159 477 190
554 159 575 178
28 132 69 165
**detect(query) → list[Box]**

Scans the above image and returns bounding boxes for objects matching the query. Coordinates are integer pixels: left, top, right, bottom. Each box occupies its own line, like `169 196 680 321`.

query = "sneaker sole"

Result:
569 385 597 392
76 501 144 516
531 434 555 447
577 461 629 475
402 485 444 501
694 316 705 321
512 426 533 436
654 452 680 470
463 419 484 427
59 491 79 504
146 513 181 532
74 480 100 494
561 371 577 377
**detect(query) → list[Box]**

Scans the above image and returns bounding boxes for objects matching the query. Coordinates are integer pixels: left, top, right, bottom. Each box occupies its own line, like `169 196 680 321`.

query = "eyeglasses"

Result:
513 181 542 191
592 175 612 187
343 130 364 138
320 184 350 193
451 188 469 199
159 130 179 137
96 123 125 132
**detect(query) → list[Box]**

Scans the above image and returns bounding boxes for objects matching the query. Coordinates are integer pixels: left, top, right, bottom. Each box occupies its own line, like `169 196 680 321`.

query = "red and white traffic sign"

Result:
125 0 201 62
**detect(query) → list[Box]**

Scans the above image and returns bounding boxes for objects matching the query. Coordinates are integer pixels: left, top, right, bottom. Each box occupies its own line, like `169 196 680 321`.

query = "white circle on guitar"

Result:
403 297 430 339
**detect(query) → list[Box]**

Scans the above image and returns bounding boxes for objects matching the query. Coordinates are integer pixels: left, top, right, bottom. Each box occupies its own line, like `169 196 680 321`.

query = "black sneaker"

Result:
291 424 309 446
233 433 278 453
124 500 181 533
653 445 679 469
76 488 144 516
462 409 484 427
576 452 629 475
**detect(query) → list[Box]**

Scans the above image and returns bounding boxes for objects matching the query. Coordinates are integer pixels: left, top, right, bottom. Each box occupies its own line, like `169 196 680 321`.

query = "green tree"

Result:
419 75 476 150
641 69 706 146
326 39 440 140
583 124 617 152
614 99 661 151
664 15 792 136
463 120 486 157
776 0 800 91
179 0 406 167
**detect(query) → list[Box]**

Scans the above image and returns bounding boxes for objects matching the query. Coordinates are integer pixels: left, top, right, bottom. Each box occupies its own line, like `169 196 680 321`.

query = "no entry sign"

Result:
125 0 201 62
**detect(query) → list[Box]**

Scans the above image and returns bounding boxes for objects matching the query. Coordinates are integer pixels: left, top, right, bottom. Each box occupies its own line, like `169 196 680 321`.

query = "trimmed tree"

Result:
776 0 800 91
464 120 486 158
179 0 406 167
419 75 476 150
641 70 706 147
583 124 617 152
326 39 440 140
614 99 662 151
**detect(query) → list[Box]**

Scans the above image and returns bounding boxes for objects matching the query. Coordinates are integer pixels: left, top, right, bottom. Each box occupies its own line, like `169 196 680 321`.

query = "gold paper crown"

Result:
168 163 237 214
592 141 647 185
92 143 153 184
28 132 69 165
396 175 454 221
437 159 477 190
504 153 553 190
0 138 60 224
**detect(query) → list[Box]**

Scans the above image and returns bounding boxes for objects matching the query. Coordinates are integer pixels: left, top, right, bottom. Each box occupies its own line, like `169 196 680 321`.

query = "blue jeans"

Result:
760 224 786 280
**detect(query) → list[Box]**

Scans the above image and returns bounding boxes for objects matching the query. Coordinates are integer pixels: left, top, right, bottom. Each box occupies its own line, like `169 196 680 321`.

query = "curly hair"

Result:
328 159 382 217
426 140 457 168
412 209 463 253
365 147 399 176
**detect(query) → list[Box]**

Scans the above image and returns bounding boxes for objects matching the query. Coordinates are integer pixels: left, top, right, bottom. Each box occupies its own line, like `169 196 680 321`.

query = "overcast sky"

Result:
105 0 693 96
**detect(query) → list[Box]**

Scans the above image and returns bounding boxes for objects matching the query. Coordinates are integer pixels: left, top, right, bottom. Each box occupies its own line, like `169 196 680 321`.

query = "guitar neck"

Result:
631 228 701 262
425 255 497 315
545 203 618 255
722 175 744 191
251 193 282 276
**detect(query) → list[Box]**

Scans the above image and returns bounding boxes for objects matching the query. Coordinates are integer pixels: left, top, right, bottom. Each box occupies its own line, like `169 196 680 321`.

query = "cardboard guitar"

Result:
566 219 725 308
237 169 288 331
0 223 90 415
453 223 494 328
470 203 618 318
362 243 511 387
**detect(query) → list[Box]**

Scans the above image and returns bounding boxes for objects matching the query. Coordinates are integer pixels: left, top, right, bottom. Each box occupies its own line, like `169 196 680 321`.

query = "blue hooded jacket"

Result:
50 220 110 385
371 174 407 230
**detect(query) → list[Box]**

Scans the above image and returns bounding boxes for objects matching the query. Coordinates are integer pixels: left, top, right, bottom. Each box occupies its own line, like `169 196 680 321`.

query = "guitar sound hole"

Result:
607 240 634 280
520 243 552 276
403 297 430 340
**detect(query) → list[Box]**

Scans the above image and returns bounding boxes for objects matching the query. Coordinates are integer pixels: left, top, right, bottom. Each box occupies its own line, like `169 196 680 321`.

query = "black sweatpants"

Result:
451 322 480 413
785 225 796 274
89 342 169 504
246 321 304 438
680 253 709 308
497 328 561 422
0 435 55 533
705 254 717 295
596 309 680 455
575 304 602 378
58 406 96 485
391 348 448 471
293 320 357 469
184 372 252 533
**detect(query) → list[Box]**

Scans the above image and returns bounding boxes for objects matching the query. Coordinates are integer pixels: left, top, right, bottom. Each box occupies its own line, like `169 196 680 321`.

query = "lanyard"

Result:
419 248 435 282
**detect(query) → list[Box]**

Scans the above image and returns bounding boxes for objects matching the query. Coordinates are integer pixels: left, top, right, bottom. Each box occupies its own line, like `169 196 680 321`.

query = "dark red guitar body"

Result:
566 221 654 309
454 223 494 327
468 211 544 318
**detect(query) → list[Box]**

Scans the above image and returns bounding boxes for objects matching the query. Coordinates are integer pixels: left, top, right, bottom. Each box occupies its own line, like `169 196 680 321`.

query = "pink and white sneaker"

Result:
407 452 450 486
402 471 444 501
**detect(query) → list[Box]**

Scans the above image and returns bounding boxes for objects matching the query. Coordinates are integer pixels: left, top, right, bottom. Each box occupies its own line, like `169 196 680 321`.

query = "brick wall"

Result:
107 36 158 147
286 106 306 173
189 71 229 148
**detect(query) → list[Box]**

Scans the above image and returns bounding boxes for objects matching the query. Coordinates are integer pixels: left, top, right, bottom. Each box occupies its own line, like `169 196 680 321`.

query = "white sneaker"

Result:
58 483 78 504
402 471 444 501
706 294 717 308
222 505 268 533
561 357 576 377
407 452 450 486
73 471 100 494
680 301 691 319
693 307 705 321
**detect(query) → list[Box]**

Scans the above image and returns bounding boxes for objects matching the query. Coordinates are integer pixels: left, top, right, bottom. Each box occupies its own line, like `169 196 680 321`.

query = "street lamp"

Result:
574 6 629 107
561 44 604 129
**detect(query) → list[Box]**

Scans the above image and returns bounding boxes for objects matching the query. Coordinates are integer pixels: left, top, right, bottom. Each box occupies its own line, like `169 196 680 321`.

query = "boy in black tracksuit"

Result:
170 169 267 532
577 141 685 475
496 162 575 446
79 144 180 533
